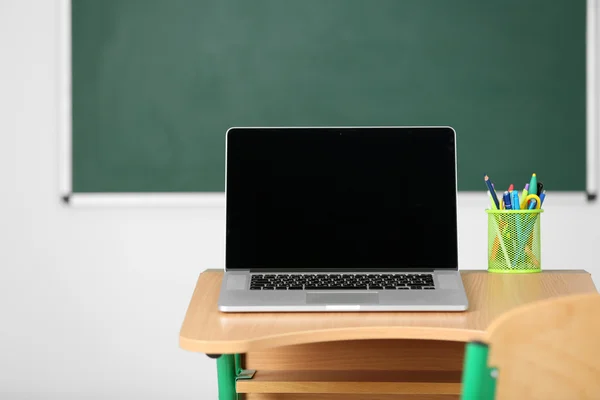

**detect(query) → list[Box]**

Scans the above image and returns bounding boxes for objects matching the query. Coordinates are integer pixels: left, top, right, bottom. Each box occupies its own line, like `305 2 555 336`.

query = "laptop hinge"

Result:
246 268 438 273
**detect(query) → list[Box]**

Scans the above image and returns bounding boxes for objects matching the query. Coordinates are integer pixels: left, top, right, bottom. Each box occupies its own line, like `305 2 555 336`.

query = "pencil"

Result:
491 237 500 260
484 175 500 210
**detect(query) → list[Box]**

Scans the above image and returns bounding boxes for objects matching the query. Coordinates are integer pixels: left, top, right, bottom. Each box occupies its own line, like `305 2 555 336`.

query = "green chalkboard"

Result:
72 0 586 192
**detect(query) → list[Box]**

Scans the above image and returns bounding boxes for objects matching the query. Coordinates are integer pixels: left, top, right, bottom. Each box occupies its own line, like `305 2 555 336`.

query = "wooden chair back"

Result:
485 293 600 400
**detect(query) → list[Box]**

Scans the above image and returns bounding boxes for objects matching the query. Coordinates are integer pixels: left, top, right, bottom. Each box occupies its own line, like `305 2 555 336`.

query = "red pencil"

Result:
508 184 514 192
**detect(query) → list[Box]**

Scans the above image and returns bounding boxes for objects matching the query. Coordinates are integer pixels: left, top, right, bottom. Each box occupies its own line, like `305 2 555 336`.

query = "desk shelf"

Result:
243 394 458 400
237 370 462 395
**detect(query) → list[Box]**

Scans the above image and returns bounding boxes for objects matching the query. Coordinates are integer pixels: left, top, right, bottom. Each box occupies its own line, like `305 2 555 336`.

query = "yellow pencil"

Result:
520 183 530 209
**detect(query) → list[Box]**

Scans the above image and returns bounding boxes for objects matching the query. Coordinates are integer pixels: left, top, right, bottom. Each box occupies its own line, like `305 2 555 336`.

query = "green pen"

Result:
529 173 538 196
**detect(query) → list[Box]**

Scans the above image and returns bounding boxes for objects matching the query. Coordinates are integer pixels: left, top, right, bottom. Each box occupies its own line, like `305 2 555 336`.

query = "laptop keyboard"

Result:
250 274 435 290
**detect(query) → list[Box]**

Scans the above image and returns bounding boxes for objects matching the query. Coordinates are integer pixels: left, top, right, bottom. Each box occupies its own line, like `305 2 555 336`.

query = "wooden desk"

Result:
180 270 596 400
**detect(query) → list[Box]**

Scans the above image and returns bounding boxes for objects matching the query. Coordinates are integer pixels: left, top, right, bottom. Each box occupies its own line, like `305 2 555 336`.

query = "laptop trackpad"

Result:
306 292 379 305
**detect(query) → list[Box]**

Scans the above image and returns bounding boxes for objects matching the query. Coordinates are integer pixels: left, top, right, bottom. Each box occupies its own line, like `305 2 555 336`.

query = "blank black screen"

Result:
226 127 458 270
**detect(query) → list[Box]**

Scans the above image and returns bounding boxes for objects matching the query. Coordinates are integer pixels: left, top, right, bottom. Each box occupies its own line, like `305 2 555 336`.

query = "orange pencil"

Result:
525 246 540 267
491 237 500 260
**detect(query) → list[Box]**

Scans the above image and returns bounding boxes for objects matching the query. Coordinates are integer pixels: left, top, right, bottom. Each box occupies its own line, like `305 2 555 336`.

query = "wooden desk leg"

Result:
216 354 236 400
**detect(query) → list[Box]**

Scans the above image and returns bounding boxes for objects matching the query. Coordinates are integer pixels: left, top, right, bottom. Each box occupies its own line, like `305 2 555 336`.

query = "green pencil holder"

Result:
486 209 543 274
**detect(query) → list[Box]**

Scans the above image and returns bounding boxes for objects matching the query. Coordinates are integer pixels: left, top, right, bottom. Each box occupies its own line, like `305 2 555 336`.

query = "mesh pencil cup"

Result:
486 209 543 273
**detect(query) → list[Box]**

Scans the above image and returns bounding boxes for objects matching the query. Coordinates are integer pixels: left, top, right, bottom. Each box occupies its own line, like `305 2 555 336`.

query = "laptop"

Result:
218 127 469 312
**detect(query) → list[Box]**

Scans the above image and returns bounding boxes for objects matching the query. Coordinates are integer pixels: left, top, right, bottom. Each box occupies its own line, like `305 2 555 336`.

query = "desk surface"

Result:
180 270 596 354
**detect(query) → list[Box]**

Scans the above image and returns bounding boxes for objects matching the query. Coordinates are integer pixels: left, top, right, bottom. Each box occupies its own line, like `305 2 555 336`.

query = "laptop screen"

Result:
226 127 458 271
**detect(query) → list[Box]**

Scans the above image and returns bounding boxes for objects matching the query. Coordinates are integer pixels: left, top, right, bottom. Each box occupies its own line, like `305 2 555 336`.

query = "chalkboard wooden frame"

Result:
59 0 598 206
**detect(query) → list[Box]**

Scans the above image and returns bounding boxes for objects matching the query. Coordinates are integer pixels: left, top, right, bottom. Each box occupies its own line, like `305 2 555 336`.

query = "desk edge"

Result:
179 327 484 354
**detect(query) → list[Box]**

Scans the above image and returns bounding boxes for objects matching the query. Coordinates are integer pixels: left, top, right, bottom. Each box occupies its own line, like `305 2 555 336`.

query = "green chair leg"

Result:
216 355 236 400
461 341 497 400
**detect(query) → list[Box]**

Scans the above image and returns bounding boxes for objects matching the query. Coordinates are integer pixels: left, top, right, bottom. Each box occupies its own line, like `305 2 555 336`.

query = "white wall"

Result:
0 1 598 399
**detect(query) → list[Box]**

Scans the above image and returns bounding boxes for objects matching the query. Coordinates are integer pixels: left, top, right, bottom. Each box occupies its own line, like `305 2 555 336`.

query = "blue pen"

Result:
528 199 537 210
502 191 512 210
511 191 520 210
539 190 546 206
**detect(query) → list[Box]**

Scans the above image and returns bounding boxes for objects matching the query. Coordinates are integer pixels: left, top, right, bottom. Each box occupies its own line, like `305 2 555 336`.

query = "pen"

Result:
539 190 546 206
511 191 520 210
537 182 544 197
524 194 541 210
529 173 538 196
484 175 500 209
503 191 512 210
528 200 536 210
